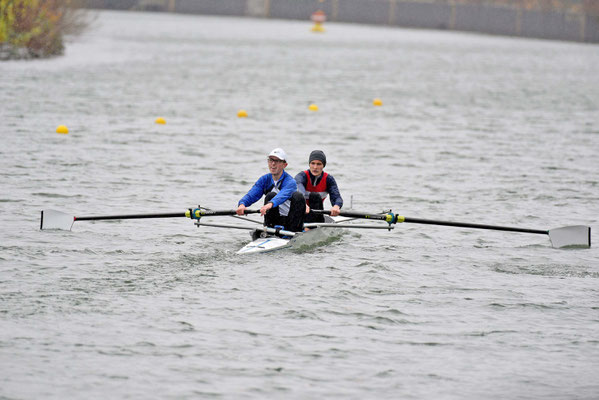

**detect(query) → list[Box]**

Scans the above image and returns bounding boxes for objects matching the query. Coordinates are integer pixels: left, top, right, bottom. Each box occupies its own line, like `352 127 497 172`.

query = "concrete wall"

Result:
453 4 519 36
173 0 246 16
520 9 583 42
85 0 138 10
586 15 599 42
270 0 328 20
85 0 599 44
335 0 391 25
394 2 453 29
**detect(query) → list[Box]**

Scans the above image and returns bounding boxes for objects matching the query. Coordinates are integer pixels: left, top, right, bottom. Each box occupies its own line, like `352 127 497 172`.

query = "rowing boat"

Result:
39 206 591 250
193 214 380 254
237 215 347 254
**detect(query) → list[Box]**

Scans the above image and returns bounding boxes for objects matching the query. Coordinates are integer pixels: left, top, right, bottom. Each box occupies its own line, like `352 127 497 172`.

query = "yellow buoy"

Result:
155 117 166 124
237 109 248 118
310 9 326 33
373 98 383 106
56 125 69 134
308 104 319 112
311 23 325 33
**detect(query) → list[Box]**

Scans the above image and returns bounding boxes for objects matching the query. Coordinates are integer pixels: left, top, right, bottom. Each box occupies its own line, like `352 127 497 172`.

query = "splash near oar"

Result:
311 210 591 249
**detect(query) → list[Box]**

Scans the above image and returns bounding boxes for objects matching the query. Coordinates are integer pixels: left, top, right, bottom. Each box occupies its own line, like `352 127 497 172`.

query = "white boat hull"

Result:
237 216 343 254
237 236 291 254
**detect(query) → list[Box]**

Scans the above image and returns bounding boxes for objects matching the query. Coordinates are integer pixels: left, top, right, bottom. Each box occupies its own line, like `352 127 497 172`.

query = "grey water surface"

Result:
1 10 598 399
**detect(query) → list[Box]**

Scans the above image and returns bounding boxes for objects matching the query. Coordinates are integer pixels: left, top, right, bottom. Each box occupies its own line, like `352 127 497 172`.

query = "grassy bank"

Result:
0 0 87 60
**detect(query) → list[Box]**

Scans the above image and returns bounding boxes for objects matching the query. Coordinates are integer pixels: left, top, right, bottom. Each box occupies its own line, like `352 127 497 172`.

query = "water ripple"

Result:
1 9 598 400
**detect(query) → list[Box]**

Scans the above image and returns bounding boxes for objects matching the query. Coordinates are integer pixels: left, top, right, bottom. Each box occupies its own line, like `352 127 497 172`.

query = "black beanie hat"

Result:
309 150 326 167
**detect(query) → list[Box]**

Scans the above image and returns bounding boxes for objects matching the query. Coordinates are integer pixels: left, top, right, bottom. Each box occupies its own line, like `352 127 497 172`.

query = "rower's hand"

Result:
330 205 341 216
236 204 246 216
260 202 273 216
305 204 310 214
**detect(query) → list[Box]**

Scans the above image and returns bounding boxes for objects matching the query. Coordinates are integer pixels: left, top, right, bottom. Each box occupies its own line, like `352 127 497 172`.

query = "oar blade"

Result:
548 225 591 248
40 210 75 231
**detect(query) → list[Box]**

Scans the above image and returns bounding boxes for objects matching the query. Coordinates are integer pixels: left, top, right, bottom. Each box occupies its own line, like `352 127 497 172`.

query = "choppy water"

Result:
1 10 598 399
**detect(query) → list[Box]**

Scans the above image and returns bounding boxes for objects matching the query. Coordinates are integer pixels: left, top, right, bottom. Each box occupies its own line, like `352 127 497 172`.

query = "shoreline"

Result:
82 0 599 44
0 43 63 61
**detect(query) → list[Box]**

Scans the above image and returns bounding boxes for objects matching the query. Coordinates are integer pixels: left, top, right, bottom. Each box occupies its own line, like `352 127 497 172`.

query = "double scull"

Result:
39 206 591 252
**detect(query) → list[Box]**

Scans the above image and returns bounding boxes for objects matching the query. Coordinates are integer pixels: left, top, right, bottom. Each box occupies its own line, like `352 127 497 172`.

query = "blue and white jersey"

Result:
238 171 298 216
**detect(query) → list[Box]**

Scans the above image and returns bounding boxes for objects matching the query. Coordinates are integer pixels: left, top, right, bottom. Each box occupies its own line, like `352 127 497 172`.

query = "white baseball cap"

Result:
268 148 287 162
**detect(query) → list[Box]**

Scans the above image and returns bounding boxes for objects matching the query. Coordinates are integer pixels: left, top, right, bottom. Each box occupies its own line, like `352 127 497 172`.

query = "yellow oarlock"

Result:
185 209 205 219
385 213 405 223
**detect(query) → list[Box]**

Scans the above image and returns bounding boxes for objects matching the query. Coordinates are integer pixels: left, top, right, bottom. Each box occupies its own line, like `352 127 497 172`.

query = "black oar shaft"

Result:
74 209 259 222
312 209 389 221
402 217 548 235
199 209 260 217
75 212 185 221
312 210 548 235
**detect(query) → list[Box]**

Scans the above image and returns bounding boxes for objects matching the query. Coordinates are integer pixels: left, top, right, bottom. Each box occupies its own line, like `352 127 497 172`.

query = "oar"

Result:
311 210 591 248
40 208 260 231
304 222 394 230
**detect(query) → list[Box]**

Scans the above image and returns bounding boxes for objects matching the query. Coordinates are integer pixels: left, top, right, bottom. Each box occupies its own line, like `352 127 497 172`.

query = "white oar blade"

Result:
548 225 591 248
40 210 75 231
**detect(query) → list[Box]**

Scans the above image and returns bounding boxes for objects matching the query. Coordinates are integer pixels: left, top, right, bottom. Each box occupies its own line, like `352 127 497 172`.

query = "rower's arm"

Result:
327 175 343 208
294 171 308 197
238 175 268 207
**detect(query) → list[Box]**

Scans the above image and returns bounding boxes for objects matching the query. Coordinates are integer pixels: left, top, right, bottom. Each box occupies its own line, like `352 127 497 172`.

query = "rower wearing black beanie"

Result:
295 150 344 223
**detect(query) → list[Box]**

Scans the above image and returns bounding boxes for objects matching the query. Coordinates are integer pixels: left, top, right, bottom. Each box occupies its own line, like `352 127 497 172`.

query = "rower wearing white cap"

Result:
236 148 305 232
